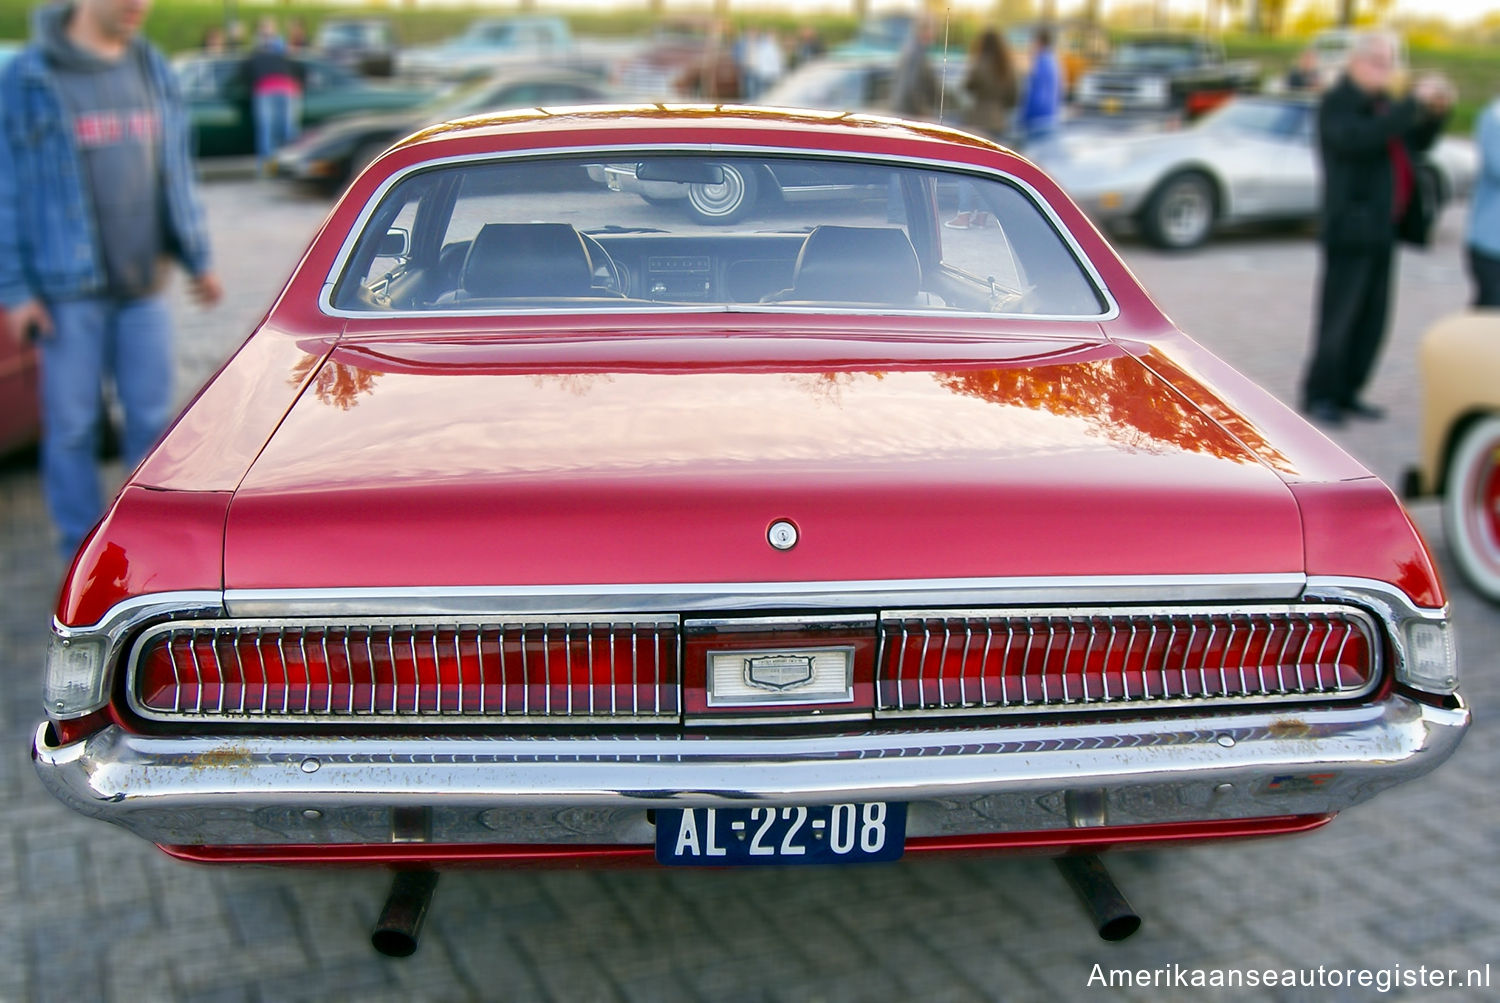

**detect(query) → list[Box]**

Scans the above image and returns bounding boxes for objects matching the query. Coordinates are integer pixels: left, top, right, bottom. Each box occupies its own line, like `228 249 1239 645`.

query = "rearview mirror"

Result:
634 160 726 185
377 227 410 257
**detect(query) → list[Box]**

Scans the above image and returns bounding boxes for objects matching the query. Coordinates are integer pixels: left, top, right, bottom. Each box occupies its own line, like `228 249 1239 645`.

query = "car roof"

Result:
393 104 1007 159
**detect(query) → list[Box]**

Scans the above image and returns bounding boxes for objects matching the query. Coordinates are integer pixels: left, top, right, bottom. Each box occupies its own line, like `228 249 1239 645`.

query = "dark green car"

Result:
175 53 437 158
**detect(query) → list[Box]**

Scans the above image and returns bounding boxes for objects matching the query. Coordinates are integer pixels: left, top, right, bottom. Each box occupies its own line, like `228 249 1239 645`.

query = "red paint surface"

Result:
1289 479 1446 609
157 814 1333 867
0 305 40 454
223 340 1306 589
57 487 231 626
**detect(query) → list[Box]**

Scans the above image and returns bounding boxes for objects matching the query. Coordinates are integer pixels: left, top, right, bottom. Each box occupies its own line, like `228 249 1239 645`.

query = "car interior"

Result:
333 156 1107 317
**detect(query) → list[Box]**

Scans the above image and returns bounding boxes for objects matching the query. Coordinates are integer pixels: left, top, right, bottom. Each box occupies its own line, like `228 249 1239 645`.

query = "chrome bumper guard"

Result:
34 693 1467 847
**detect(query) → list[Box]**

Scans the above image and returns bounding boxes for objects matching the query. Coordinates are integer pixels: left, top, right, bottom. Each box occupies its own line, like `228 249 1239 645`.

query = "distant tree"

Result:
993 0 1038 24
1339 0 1357 27
1261 0 1290 35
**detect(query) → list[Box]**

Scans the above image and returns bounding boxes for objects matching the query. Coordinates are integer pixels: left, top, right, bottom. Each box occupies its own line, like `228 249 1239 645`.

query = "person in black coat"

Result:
1300 33 1451 427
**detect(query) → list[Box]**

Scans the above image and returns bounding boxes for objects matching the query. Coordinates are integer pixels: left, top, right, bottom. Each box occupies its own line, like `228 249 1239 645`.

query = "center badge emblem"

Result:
744 653 816 691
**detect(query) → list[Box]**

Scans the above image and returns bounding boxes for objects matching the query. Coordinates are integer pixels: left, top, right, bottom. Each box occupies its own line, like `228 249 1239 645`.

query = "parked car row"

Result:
273 68 610 187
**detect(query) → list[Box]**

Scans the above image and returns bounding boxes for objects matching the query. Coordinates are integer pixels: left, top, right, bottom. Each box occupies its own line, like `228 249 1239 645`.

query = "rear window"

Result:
330 153 1107 318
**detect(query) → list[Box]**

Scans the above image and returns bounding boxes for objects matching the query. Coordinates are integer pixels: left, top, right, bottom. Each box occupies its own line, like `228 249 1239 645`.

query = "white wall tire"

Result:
1443 414 1500 603
685 164 758 224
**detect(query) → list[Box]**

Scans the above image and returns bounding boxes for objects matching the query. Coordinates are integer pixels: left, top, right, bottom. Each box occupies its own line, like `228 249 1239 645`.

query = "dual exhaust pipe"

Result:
368 854 1140 957
369 851 1140 953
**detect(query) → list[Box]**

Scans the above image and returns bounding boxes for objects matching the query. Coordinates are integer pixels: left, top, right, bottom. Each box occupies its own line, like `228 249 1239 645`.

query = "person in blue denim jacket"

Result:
0 0 221 559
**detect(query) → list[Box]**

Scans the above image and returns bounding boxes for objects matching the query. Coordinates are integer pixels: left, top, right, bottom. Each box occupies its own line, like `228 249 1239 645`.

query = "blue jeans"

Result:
39 296 174 557
253 91 300 170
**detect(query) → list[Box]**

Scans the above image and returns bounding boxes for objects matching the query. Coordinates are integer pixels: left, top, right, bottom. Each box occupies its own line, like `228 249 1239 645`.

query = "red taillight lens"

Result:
879 609 1376 712
135 620 679 720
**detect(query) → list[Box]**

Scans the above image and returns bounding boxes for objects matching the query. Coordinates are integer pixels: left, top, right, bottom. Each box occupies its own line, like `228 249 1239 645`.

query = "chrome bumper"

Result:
34 694 1467 848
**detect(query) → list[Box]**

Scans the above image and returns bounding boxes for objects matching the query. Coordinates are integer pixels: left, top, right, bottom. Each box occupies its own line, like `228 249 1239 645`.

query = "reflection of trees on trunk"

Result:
934 356 1289 466
784 370 885 404
288 355 380 411
527 373 617 396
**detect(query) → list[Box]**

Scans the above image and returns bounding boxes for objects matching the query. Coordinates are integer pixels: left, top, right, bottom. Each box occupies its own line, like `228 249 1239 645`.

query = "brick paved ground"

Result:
1 181 1495 1003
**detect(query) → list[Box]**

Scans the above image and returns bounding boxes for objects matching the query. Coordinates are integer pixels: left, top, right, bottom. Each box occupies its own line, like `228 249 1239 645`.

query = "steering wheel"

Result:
581 234 624 295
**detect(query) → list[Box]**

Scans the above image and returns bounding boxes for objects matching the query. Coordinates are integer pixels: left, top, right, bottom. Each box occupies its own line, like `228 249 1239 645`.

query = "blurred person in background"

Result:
793 25 824 69
286 17 307 55
1300 32 1450 427
748 28 785 100
246 16 302 175
200 23 224 55
1467 93 1500 307
1019 25 1061 143
947 27 1018 230
891 14 939 120
0 0 221 558
1286 48 1321 92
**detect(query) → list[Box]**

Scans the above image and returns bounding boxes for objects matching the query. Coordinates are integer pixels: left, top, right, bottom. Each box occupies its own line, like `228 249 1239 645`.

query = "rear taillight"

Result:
878 607 1377 713
133 618 680 721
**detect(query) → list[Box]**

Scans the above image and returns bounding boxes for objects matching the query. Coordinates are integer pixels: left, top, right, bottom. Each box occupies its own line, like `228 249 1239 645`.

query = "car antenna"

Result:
938 7 951 125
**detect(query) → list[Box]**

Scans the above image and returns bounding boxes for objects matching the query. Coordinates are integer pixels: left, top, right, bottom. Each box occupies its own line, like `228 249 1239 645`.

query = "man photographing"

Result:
1300 31 1451 428
0 0 221 557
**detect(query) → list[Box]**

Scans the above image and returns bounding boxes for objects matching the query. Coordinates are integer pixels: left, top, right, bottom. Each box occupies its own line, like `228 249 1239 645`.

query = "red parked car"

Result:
0 305 40 454
34 108 1467 954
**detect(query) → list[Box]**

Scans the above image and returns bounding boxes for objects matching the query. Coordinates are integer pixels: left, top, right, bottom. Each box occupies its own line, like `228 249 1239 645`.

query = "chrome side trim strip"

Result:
223 573 1307 617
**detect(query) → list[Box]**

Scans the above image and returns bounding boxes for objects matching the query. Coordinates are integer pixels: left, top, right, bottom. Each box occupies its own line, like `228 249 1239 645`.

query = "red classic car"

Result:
0 305 41 454
34 108 1467 955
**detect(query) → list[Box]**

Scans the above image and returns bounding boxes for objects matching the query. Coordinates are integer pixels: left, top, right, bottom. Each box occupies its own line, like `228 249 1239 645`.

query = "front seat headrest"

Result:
790 225 921 303
459 223 594 299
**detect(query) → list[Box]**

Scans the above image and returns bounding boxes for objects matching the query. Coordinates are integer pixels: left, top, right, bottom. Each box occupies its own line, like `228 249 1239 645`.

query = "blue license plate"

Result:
655 803 906 866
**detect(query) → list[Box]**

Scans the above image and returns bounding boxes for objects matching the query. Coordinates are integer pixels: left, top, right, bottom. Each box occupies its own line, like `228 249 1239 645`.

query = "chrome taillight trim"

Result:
124 614 682 725
872 603 1382 719
61 574 1443 727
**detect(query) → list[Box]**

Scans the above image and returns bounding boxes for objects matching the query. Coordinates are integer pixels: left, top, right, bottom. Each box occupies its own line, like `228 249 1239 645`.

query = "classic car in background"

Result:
1073 32 1260 120
1411 312 1500 603
395 16 576 81
315 17 398 78
608 18 738 99
273 68 609 188
1033 94 1476 249
0 305 40 455
760 52 968 119
33 107 1467 957
176 54 436 158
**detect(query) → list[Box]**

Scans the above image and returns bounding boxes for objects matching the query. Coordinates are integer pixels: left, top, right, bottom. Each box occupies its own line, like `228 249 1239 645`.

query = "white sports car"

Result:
1032 94 1476 249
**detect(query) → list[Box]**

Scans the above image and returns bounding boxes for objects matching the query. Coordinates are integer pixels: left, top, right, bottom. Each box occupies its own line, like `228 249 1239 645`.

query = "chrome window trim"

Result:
316 141 1121 323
